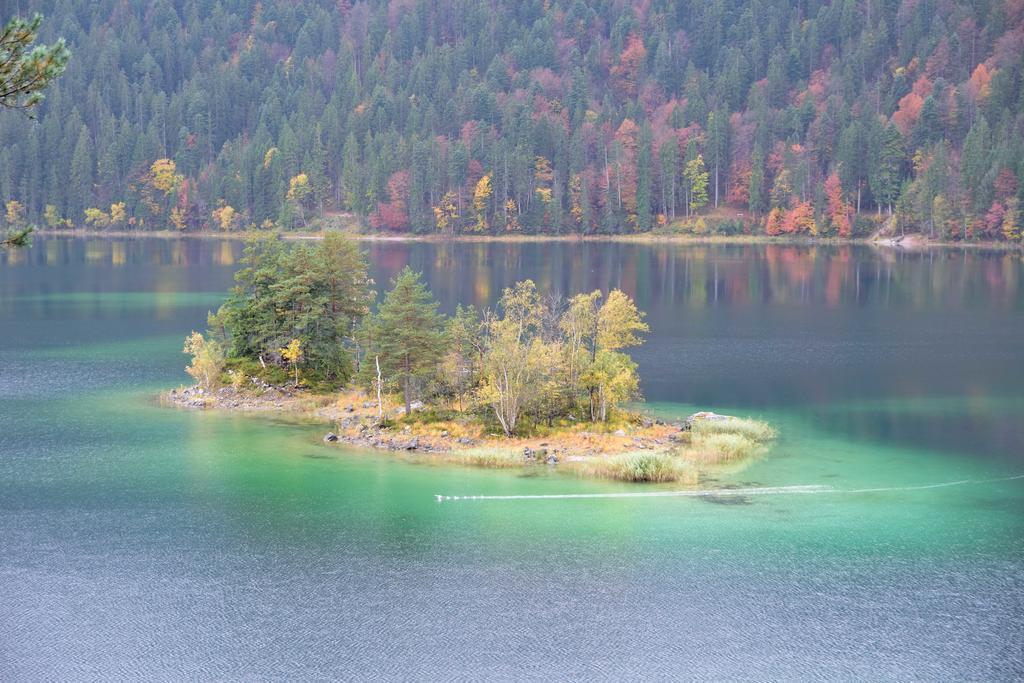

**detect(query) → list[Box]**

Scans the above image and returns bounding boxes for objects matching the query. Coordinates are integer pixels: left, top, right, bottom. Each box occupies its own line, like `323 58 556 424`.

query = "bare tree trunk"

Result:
375 354 383 422
403 357 411 417
714 163 719 208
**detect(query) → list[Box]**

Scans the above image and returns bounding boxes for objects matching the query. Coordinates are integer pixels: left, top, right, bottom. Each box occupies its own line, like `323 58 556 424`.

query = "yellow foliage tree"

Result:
5 200 26 227
109 202 127 226
44 205 69 228
597 289 650 351
150 159 183 195
212 204 237 231
280 338 303 386
183 331 225 391
263 147 278 169
286 173 310 201
581 349 640 422
1003 197 1020 242
286 173 312 227
433 191 458 233
472 174 492 232
83 207 111 228
142 159 184 220
569 174 585 226
505 199 520 231
169 206 187 231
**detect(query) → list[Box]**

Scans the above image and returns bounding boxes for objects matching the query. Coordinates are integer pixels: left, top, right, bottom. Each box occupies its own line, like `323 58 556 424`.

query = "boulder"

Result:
546 453 558 465
405 437 419 450
394 400 426 416
323 432 339 443
613 429 627 436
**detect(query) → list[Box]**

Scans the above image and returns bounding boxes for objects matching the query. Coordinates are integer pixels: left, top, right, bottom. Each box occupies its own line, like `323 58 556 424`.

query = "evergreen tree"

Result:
0 14 69 111
706 110 730 208
0 0 1019 240
961 117 991 212
69 125 93 221
869 123 903 214
635 124 653 231
364 267 446 416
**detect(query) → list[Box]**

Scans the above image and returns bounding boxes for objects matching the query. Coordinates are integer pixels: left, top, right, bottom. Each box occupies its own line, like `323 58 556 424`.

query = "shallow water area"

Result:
1 237 1022 680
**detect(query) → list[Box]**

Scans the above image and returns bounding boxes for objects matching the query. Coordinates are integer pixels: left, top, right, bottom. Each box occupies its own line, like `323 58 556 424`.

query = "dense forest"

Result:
1 0 1023 240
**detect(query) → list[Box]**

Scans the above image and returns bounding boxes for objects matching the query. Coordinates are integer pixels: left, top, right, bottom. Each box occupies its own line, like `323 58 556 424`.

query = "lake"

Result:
2 237 1023 680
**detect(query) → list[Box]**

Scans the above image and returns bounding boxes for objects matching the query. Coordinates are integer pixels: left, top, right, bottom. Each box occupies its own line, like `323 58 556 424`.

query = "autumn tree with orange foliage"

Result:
824 173 853 237
611 34 646 101
892 76 933 135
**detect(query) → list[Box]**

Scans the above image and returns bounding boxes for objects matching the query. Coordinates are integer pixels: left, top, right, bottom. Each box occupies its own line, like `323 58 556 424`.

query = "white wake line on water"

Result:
434 474 1024 502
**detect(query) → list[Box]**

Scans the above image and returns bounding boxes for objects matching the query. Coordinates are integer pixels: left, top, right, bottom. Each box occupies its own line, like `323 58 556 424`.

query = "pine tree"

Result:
69 125 94 222
366 267 446 416
869 123 903 214
340 132 362 212
749 143 766 216
635 124 653 231
0 14 69 112
707 110 730 208
961 117 990 212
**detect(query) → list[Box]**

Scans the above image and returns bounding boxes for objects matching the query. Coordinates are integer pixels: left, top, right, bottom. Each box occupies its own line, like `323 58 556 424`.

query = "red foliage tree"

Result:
892 76 933 135
610 33 646 100
782 201 817 235
370 170 410 231
995 168 1018 200
984 200 1005 237
765 207 785 236
966 63 993 101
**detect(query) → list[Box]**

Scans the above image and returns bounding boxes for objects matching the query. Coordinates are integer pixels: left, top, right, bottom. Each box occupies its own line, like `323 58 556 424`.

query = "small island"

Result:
165 233 774 482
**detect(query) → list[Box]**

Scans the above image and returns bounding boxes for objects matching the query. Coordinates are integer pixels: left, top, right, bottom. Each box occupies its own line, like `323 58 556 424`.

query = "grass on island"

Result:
446 447 525 469
686 417 777 465
582 451 696 483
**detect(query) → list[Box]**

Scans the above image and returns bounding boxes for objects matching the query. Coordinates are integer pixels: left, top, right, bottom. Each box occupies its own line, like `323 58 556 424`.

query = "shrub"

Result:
714 218 746 235
853 215 880 238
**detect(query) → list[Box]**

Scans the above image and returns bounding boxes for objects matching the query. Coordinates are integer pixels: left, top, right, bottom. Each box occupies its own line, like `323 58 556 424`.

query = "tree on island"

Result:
280 338 303 387
361 267 446 416
208 233 372 388
187 235 650 436
478 281 648 436
183 331 225 392
479 281 556 437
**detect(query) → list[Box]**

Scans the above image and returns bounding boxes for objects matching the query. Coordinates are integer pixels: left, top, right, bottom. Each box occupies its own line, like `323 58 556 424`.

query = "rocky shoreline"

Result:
162 383 694 462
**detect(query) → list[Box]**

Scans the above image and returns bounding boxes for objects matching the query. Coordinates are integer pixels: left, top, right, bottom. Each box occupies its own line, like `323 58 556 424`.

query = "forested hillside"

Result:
1 0 1023 240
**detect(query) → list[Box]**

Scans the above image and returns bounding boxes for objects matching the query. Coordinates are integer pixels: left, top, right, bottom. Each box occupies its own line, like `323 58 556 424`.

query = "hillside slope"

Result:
1 0 1022 241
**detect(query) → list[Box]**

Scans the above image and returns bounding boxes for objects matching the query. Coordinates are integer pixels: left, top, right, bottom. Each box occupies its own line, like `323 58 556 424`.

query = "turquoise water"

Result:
1 237 1022 680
